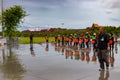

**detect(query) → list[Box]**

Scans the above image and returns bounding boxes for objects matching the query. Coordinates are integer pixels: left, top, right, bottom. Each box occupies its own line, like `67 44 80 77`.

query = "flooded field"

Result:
0 42 120 80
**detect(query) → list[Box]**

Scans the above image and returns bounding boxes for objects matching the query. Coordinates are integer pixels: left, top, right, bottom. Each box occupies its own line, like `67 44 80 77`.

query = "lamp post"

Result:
1 0 4 38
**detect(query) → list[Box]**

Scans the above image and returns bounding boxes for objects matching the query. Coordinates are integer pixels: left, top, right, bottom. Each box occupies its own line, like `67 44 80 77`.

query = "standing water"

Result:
0 42 120 80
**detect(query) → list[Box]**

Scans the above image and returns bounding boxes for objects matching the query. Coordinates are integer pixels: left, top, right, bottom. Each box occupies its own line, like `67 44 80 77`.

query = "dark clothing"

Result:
86 42 89 48
30 33 33 44
97 33 109 70
62 36 64 46
98 50 109 69
97 33 109 50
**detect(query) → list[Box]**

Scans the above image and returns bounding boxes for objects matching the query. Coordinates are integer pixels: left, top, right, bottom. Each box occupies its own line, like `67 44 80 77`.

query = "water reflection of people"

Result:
114 42 118 54
85 48 90 63
69 50 73 59
80 50 85 62
109 51 115 67
99 70 109 80
74 50 80 60
45 43 49 51
57 46 61 52
30 44 35 56
2 47 6 64
92 49 97 64
61 47 65 55
54 43 57 51
65 49 69 59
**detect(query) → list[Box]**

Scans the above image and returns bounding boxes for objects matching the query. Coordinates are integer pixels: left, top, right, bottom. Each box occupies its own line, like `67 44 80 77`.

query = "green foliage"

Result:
3 5 26 38
104 26 114 33
90 27 120 36
91 28 99 34
21 31 30 37
20 26 120 37
115 27 120 36
78 29 86 34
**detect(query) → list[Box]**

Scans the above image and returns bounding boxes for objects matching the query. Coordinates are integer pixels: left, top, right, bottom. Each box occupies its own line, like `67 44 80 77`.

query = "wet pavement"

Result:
0 43 120 80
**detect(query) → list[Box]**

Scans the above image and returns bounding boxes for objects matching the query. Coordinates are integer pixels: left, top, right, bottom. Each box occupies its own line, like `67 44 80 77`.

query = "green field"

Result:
19 37 55 44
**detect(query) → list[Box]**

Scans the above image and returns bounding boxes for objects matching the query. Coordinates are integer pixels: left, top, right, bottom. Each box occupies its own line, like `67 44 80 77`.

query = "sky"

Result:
0 0 120 30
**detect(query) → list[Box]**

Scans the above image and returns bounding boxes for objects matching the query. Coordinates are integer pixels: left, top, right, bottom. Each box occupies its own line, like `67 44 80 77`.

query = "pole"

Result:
1 0 4 38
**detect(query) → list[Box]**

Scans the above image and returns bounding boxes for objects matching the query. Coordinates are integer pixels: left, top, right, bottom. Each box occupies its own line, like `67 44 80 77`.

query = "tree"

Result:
3 5 26 38
0 15 1 23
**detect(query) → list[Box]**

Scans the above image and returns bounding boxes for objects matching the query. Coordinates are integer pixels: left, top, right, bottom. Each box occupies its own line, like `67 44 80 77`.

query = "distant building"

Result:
92 23 99 28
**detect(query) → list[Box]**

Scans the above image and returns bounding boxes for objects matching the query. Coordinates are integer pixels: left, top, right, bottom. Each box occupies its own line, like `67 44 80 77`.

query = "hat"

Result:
93 33 96 35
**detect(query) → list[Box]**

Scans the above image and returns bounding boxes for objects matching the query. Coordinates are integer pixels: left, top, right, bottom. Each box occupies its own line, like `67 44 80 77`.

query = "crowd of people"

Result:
44 27 118 71
45 28 117 51
29 27 118 71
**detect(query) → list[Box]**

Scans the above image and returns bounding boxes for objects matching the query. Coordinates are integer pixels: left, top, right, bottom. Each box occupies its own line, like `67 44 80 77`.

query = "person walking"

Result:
30 32 33 44
109 33 114 50
85 32 90 48
97 27 110 71
45 36 49 43
92 33 97 50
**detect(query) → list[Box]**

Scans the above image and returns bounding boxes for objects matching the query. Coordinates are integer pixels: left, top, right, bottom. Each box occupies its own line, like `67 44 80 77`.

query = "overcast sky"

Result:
0 0 120 30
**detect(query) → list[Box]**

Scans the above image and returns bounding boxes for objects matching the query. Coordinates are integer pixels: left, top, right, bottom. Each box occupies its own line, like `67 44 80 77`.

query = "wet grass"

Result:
19 37 55 44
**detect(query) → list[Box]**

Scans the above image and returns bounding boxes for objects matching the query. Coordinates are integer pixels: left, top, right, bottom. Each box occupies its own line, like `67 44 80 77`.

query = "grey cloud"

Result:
23 0 98 7
102 0 120 17
106 11 112 14
24 0 97 3
24 0 67 6
110 1 120 9
110 18 120 22
102 0 120 9
17 0 68 11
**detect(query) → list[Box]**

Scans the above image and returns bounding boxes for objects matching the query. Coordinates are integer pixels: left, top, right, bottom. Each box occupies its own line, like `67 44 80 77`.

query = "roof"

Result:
92 23 99 28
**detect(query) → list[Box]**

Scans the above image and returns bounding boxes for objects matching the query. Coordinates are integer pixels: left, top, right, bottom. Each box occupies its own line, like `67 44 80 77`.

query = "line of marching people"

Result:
52 32 117 51
44 31 118 54
54 32 91 49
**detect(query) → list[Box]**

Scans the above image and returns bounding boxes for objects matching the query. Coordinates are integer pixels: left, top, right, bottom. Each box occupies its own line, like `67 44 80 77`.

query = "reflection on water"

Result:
45 43 49 51
30 44 35 56
51 43 94 63
115 42 118 54
50 42 119 65
92 50 97 64
0 44 26 80
109 50 115 67
99 70 109 80
64 47 92 63
0 42 119 80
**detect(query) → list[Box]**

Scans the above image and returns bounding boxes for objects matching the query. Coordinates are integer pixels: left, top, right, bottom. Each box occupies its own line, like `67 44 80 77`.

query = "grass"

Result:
19 37 55 44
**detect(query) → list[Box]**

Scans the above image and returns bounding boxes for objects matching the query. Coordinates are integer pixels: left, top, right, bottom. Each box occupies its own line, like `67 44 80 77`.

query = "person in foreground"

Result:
97 27 110 71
